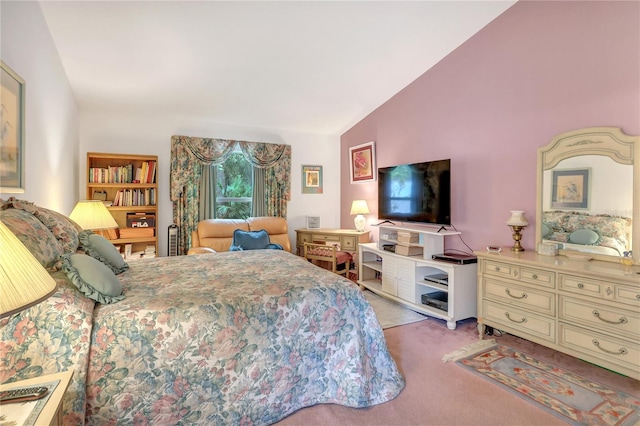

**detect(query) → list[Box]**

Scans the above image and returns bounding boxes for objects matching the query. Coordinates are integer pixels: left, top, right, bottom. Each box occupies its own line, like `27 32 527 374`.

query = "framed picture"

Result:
349 141 376 183
551 168 590 209
0 61 25 193
302 165 323 194
306 215 320 229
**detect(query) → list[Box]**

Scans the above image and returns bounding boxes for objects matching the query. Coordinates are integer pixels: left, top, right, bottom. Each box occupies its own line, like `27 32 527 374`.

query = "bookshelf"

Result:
86 152 158 257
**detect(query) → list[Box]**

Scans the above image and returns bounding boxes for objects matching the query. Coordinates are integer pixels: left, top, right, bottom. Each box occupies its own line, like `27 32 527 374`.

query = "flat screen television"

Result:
377 159 451 226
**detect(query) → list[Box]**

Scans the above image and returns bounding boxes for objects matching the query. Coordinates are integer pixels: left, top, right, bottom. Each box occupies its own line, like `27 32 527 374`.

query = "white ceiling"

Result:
39 1 515 135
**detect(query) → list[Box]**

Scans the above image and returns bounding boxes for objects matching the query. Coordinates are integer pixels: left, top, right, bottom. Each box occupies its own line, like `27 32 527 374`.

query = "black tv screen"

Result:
378 159 451 226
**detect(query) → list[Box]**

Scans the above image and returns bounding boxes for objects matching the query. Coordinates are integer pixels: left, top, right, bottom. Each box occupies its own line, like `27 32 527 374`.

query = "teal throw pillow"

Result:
61 253 125 303
79 230 129 274
568 229 602 246
230 229 274 251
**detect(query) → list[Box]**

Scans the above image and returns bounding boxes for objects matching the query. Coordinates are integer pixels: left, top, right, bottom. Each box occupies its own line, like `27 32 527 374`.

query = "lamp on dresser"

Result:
69 200 119 239
506 210 528 252
350 200 370 232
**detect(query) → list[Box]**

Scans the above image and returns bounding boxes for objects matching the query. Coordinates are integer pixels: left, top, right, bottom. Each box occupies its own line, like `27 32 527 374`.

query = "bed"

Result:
0 199 404 425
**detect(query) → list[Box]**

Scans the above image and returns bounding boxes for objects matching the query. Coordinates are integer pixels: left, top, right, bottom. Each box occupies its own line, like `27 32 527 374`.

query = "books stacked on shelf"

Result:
88 160 156 184
113 188 156 206
134 160 157 184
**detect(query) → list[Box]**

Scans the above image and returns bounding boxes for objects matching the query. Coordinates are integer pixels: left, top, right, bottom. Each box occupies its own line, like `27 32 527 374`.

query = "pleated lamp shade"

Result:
69 200 118 230
0 221 57 318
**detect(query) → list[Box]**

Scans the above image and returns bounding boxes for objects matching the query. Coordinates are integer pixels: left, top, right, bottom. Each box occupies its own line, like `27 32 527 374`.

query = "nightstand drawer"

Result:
482 300 555 342
519 267 555 288
484 278 554 315
559 296 639 340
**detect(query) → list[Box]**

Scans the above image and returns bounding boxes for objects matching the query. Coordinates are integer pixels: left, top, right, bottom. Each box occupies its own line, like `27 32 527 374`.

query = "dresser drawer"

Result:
483 259 517 279
483 278 554 315
519 267 555 288
482 300 555 342
616 285 640 307
559 323 640 379
482 260 554 288
559 296 639 340
558 274 615 300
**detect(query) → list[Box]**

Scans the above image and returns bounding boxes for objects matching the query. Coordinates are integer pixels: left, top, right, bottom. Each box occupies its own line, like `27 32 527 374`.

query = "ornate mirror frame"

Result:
536 127 639 264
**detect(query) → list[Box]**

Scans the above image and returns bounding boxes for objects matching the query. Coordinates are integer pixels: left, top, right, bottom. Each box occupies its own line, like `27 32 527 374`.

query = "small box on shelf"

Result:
395 245 423 256
119 227 154 239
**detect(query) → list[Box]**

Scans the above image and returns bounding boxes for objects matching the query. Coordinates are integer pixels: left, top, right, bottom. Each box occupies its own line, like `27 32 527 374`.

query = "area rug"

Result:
452 343 640 426
363 289 427 329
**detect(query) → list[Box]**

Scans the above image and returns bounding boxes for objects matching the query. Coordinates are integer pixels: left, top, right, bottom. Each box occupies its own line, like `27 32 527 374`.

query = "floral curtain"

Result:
170 135 291 255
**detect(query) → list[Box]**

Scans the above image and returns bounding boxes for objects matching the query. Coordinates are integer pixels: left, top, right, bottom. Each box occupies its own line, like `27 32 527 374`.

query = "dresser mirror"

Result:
536 127 639 264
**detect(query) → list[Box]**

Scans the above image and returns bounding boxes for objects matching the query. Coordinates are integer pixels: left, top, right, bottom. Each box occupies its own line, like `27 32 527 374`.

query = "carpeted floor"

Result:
277 317 640 426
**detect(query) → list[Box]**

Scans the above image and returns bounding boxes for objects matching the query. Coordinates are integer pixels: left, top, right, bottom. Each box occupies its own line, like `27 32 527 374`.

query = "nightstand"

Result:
0 370 73 426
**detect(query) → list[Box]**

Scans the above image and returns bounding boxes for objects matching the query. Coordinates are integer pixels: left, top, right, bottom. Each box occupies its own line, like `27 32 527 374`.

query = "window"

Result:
214 151 252 219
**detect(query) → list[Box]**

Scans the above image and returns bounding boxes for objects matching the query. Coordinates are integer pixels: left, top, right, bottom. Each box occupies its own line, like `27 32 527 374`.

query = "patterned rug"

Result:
454 344 640 426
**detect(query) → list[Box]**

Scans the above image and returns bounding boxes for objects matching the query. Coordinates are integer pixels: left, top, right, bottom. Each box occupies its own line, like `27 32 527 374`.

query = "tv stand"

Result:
374 220 396 226
357 223 476 329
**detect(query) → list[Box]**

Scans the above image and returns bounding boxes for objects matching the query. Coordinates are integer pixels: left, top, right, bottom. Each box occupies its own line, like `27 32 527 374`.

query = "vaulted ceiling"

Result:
39 1 515 135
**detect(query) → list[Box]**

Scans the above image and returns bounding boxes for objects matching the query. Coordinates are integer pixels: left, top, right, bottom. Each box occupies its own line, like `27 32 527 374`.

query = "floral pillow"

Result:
34 206 83 253
0 208 63 269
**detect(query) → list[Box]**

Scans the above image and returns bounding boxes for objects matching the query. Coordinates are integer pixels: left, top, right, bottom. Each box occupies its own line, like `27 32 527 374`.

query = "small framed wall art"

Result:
302 165 323 194
0 61 26 193
551 168 590 209
349 141 376 183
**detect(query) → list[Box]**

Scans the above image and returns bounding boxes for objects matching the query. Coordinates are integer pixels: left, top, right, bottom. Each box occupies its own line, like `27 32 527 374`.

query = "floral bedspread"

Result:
85 250 404 425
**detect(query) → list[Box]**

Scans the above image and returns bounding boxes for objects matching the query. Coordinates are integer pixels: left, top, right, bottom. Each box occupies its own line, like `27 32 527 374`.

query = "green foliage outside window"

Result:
215 152 253 219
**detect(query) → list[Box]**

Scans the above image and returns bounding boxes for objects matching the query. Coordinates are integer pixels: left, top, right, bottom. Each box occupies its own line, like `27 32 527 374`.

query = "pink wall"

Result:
340 0 640 252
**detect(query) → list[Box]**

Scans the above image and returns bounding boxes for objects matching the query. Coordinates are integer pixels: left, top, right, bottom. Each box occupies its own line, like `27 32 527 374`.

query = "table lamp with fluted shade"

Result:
0 221 57 319
69 200 119 239
350 200 370 232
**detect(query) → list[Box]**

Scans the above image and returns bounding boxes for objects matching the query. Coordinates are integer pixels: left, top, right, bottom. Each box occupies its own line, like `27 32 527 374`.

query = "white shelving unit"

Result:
358 224 477 329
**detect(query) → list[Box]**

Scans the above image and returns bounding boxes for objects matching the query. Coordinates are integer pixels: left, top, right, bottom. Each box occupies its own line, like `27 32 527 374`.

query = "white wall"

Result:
80 111 342 255
0 2 79 214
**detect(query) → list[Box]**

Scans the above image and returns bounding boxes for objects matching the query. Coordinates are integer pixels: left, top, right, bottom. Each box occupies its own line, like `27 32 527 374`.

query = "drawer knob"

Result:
505 288 527 299
606 287 613 296
504 312 527 323
577 283 584 289
532 274 538 279
592 339 628 356
592 310 628 325
495 267 500 272
636 294 640 301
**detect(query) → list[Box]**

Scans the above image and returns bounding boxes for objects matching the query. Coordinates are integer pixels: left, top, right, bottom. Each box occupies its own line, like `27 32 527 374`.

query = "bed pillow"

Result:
79 230 129 274
34 206 83 253
61 253 125 304
230 229 282 251
568 229 602 246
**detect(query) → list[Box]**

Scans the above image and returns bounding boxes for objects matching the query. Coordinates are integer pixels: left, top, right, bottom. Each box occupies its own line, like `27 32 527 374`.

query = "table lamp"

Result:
506 210 528 252
69 200 119 239
350 200 370 232
0 221 57 319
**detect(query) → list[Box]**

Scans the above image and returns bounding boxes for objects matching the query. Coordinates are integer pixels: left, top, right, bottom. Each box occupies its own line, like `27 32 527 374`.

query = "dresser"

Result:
476 251 640 380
